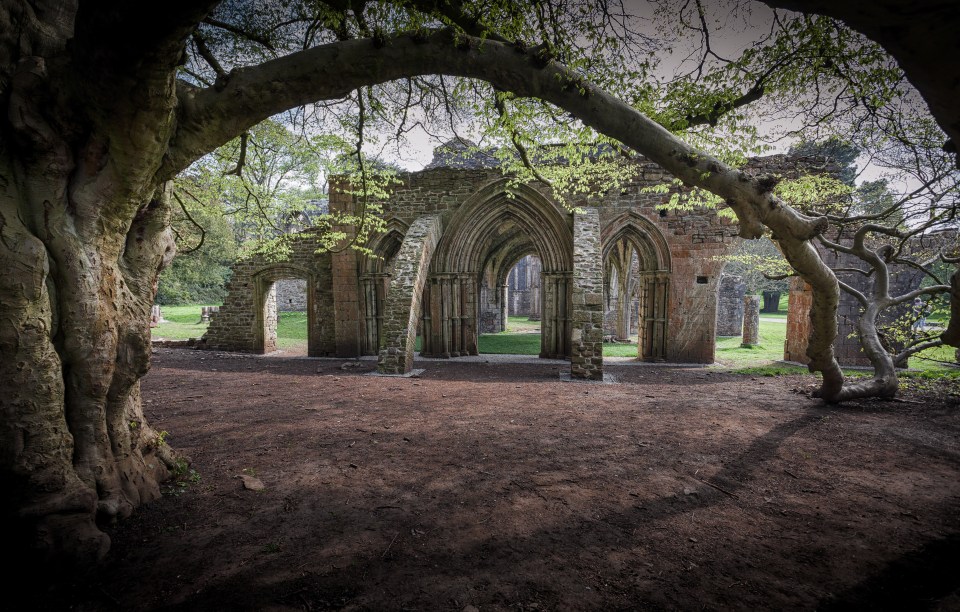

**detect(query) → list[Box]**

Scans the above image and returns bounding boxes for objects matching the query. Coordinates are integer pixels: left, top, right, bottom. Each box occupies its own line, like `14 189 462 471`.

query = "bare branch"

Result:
223 132 248 177
172 192 206 254
192 32 227 79
203 16 276 51
837 277 868 305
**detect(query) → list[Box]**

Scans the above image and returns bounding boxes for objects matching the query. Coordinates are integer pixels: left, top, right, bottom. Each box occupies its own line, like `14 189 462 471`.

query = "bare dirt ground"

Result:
30 348 960 611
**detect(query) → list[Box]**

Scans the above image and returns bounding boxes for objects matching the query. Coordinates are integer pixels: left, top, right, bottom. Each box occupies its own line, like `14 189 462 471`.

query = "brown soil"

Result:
30 348 960 611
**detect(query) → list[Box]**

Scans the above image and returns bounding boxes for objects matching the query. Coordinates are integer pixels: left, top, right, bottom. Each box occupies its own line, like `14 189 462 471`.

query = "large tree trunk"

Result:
0 167 177 565
943 267 960 348
0 0 192 566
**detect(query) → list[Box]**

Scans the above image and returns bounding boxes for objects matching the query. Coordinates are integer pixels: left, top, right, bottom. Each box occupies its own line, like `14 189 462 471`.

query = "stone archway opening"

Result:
477 245 543 355
360 227 405 356
601 213 671 361
269 278 310 355
506 254 542 326
255 267 316 356
424 181 574 360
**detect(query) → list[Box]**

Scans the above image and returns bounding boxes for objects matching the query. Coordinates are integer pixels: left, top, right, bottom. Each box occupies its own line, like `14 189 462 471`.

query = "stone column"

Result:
330 182 361 357
377 215 442 375
571 209 604 380
741 295 760 347
262 281 278 353
716 274 746 336
616 268 632 341
528 258 542 321
499 282 509 332
784 277 812 363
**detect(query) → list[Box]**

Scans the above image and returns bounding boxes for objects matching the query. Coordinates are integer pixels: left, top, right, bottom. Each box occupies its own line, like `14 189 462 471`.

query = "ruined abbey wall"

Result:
202 152 851 376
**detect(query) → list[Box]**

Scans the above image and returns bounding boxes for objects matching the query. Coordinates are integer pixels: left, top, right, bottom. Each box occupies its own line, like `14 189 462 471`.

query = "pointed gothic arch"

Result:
424 179 574 358
360 218 409 355
601 211 672 360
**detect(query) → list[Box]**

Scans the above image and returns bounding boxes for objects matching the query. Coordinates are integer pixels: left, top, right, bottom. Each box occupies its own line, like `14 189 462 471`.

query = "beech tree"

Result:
1 0 958 565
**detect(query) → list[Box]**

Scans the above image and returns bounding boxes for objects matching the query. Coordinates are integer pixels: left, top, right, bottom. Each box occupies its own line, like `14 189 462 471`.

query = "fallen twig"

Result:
382 532 399 559
698 478 738 499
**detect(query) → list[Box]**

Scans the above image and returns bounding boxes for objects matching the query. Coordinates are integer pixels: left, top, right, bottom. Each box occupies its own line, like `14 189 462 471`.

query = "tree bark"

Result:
1 0 194 566
943 267 960 348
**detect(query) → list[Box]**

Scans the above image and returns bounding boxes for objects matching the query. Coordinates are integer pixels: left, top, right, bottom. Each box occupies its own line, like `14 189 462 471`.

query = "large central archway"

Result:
423 180 574 359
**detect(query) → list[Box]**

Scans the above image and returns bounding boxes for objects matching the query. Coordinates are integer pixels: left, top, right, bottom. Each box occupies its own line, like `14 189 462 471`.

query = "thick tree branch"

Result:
166 28 845 399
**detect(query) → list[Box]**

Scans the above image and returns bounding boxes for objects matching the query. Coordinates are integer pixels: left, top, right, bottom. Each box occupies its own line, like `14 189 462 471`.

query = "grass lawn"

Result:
151 305 307 350
276 312 309 350
151 304 213 340
714 319 788 368
478 333 542 355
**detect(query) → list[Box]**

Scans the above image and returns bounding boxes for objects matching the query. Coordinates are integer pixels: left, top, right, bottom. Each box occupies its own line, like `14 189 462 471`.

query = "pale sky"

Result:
362 0 923 191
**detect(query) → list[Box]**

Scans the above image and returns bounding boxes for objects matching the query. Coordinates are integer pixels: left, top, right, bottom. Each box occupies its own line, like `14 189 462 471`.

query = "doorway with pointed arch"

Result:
422 180 574 360
601 212 671 361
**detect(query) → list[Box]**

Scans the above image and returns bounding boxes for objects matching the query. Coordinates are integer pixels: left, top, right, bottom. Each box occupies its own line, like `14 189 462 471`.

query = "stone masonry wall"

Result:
570 210 604 379
201 230 335 356
275 279 307 311
207 154 836 365
378 215 443 375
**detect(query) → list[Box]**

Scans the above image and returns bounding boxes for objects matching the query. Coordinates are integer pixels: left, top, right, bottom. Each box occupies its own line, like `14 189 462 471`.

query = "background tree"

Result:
1 0 958 566
157 196 237 305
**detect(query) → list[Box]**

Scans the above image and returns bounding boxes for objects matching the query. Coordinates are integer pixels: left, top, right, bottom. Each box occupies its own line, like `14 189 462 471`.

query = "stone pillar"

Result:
426 273 474 357
571 209 604 380
477 272 500 334
499 282 508 332
150 305 162 327
616 268 632 341
377 215 442 375
716 274 746 336
784 277 812 363
330 182 362 357
741 295 760 347
528 257 542 321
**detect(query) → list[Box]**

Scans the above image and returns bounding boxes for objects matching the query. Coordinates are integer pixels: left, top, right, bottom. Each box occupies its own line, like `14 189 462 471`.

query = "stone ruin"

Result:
202 148 849 378
784 243 931 367
715 275 747 337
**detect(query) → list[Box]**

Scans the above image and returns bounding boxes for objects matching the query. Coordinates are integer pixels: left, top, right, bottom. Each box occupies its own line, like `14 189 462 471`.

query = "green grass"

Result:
276 311 308 350
151 305 308 349
505 315 541 333
151 304 214 340
478 332 542 354
714 319 788 368
603 342 640 357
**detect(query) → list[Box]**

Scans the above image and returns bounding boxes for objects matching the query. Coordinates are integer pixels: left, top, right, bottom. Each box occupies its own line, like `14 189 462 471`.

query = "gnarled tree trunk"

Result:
0 0 198 565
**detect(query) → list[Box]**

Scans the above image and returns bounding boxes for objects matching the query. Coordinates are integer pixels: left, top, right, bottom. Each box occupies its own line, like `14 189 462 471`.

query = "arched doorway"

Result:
360 220 407 355
424 180 573 359
601 212 672 361
506 254 542 322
